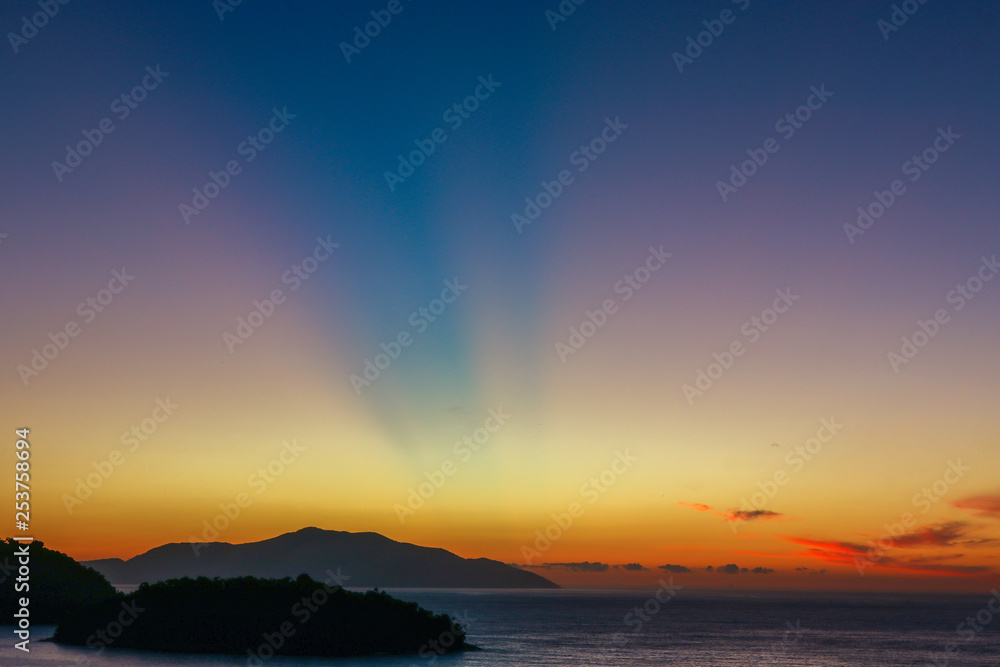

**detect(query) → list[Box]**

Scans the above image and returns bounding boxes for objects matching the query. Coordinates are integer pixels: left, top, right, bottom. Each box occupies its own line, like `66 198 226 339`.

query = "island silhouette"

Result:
3 537 483 659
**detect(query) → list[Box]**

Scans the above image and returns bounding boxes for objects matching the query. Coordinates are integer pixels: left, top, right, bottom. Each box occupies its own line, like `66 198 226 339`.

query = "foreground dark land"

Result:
53 574 473 659
0 538 117 624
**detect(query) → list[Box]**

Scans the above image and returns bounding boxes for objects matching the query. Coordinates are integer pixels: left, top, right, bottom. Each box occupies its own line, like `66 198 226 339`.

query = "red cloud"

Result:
952 493 1000 519
677 502 713 512
783 537 866 555
782 535 993 578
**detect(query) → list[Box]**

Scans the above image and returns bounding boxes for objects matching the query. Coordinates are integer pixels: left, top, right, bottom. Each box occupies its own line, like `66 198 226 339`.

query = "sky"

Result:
2 0 999 592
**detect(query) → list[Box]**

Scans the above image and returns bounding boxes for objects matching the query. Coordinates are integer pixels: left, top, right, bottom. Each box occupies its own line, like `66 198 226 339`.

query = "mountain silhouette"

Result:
83 527 558 588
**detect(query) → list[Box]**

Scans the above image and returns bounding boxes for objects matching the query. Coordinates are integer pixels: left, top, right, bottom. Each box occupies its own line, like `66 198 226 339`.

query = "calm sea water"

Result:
2 589 998 666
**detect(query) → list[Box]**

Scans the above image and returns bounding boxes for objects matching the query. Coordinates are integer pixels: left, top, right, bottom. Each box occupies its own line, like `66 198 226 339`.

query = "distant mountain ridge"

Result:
83 527 558 589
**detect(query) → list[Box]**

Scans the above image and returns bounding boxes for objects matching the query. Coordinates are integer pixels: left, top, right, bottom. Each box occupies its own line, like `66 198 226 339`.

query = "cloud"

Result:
884 561 993 575
442 405 472 420
891 522 974 548
784 535 995 577
750 567 775 574
956 538 1000 547
724 509 784 523
718 564 741 575
658 564 691 573
678 502 713 512
953 493 1000 519
784 537 866 557
679 503 786 525
795 567 827 575
615 563 647 571
522 561 610 572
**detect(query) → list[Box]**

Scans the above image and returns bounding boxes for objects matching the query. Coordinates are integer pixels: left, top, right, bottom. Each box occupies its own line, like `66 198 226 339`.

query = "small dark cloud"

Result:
724 509 784 522
615 563 647 571
658 564 691 573
701 563 771 575
523 561 610 572
794 567 827 575
958 538 1000 547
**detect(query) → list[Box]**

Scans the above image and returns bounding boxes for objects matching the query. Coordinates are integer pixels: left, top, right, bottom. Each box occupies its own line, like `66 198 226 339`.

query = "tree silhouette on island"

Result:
55 574 474 660
0 538 117 624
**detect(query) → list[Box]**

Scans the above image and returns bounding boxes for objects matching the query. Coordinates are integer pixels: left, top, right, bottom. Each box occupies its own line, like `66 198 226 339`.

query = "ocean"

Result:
2 589 998 666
